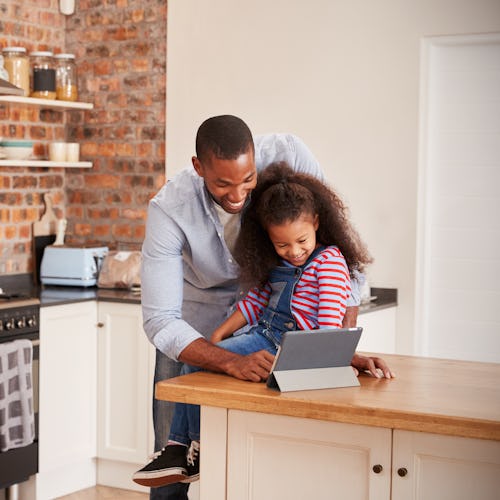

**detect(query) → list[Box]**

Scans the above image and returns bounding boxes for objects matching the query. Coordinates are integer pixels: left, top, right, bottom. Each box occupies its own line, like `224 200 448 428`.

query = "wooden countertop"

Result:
155 353 500 441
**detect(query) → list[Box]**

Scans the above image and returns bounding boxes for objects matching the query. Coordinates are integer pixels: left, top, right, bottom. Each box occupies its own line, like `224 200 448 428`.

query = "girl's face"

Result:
266 213 319 267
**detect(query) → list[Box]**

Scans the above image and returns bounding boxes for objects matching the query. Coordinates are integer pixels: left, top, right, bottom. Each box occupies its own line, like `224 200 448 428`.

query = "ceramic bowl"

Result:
0 140 34 160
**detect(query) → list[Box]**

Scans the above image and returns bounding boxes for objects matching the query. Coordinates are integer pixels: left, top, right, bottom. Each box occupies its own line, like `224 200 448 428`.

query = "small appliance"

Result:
40 245 109 287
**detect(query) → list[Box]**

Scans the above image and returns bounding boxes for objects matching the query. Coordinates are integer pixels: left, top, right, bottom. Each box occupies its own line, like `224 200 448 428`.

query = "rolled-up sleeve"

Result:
141 199 203 360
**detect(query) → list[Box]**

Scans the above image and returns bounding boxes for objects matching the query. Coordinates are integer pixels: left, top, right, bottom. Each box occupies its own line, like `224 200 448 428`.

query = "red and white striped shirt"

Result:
238 246 351 330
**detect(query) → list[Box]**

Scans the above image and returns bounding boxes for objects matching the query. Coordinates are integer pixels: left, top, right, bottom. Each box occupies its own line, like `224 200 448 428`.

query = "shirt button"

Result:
228 258 233 263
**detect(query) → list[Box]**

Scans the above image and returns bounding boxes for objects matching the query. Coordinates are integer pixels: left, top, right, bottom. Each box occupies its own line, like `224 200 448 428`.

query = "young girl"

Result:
133 162 372 488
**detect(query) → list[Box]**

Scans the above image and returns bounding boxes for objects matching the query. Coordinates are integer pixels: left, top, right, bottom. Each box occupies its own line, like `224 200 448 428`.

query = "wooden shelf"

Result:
0 95 93 110
0 159 92 168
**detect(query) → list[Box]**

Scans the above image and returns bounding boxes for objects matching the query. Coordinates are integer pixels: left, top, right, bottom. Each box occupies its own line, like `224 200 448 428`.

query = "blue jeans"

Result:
169 328 279 444
151 350 189 500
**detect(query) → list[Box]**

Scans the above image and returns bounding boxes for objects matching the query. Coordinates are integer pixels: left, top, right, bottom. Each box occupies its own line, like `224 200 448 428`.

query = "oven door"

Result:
0 335 39 489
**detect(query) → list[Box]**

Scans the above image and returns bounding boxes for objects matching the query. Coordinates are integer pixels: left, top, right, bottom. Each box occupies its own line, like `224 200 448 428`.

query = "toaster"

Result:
40 245 109 287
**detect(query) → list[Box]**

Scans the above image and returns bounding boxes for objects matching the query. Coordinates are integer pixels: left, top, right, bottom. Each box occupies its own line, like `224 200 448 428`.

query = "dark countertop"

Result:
39 285 397 312
39 285 141 306
0 273 397 311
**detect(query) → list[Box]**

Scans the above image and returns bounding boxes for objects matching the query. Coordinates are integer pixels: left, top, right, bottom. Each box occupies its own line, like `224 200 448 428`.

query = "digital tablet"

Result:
266 327 363 391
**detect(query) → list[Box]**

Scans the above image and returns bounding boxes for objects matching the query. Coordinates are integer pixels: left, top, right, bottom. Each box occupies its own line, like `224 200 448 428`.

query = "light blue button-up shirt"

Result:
141 133 361 360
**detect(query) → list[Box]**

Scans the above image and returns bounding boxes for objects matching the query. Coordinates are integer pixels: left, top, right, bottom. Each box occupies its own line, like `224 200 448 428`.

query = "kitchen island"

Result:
156 354 500 500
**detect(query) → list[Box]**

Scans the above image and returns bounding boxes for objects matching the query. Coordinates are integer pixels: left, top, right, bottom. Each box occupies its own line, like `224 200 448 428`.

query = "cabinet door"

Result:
227 410 391 500
357 307 396 354
38 301 98 499
393 430 500 500
97 302 155 464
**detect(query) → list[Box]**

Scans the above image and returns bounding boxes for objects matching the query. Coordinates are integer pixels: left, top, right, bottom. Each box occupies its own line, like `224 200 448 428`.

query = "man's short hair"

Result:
195 115 254 163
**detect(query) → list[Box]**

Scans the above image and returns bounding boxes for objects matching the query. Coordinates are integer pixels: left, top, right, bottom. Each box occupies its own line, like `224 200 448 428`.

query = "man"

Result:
140 115 393 499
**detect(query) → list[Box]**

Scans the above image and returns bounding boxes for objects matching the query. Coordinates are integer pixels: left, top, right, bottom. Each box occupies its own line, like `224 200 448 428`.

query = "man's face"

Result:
192 150 257 214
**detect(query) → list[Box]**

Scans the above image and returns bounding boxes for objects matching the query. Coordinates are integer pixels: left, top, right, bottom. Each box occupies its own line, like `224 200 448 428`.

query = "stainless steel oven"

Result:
0 298 40 496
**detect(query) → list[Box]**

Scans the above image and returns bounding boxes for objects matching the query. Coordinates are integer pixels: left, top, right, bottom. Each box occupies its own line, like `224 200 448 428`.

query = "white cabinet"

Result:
96 301 155 492
37 301 98 500
226 409 391 500
207 408 500 500
357 307 396 354
392 430 500 500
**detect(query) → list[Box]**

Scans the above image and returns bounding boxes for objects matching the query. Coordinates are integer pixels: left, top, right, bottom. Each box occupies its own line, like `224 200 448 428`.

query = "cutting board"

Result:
32 193 58 284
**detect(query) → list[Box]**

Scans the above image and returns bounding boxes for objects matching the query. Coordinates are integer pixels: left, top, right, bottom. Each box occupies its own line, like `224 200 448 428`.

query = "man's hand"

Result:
224 350 275 382
351 353 395 379
179 338 275 382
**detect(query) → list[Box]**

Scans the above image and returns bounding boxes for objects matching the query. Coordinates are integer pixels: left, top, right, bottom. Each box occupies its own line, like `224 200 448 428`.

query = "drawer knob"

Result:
97 322 104 328
397 467 408 477
372 464 383 474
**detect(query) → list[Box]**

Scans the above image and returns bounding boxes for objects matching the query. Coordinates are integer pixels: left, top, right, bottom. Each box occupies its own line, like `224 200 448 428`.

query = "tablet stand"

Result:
267 365 360 392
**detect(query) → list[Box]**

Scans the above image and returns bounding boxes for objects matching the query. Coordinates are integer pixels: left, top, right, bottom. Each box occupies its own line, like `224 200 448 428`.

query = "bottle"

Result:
30 51 56 99
2 47 30 96
54 53 78 101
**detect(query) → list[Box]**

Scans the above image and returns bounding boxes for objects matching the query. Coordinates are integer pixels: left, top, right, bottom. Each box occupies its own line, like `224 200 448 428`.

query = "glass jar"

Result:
54 53 78 101
2 47 30 96
30 51 56 99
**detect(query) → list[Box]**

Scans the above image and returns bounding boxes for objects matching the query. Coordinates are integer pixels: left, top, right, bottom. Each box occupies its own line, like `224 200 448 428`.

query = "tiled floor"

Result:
57 486 148 500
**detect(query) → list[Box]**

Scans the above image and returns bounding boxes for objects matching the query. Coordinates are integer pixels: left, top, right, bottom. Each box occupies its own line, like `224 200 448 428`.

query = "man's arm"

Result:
179 338 275 382
141 201 204 359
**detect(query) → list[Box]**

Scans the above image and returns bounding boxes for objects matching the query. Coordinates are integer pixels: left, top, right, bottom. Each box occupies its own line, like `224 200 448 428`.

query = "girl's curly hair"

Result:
234 162 372 289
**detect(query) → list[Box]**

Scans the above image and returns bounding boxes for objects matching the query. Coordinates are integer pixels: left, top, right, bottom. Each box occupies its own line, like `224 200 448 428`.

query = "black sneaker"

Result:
181 440 200 483
132 444 188 488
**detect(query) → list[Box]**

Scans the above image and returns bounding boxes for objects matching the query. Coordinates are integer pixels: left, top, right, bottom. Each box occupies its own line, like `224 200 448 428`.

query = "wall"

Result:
0 0 166 273
64 0 166 248
165 0 500 354
0 0 66 273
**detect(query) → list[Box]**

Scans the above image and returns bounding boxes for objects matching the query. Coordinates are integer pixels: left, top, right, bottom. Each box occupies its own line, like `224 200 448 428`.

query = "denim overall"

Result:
168 246 325 445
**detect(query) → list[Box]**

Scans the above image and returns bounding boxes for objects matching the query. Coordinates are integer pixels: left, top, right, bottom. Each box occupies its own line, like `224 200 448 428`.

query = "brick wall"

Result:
0 0 166 274
0 0 66 273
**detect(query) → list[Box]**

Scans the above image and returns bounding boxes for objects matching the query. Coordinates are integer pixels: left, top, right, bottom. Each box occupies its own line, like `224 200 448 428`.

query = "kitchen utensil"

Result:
32 193 58 284
53 218 67 246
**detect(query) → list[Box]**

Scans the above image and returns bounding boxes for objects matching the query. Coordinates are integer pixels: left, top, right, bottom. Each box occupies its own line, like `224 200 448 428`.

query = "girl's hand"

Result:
351 353 395 379
210 330 226 345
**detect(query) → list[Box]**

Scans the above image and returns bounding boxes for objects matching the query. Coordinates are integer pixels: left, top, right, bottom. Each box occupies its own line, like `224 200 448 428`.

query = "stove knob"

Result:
27 316 37 327
17 317 26 329
5 318 15 330
0 320 3 331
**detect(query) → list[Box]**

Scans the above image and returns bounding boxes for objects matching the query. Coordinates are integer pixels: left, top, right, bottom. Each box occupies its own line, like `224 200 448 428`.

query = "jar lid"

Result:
30 51 54 57
2 47 27 53
54 53 75 59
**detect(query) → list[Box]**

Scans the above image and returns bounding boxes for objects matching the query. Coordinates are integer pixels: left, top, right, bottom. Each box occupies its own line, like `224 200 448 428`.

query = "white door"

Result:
227 410 391 500
416 33 500 362
392 430 500 500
